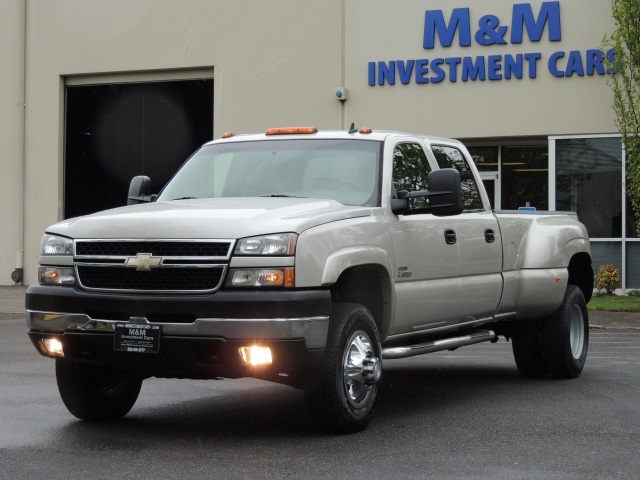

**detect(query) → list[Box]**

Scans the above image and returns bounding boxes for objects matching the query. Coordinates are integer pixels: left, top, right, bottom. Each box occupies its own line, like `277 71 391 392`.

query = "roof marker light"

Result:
359 127 373 134
265 127 318 136
221 131 235 138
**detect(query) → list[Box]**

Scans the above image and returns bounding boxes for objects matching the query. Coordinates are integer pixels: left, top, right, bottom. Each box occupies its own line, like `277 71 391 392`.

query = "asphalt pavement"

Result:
2 285 639 329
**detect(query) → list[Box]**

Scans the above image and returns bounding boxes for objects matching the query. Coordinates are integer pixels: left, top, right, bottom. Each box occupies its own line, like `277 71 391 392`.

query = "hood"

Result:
46 198 373 239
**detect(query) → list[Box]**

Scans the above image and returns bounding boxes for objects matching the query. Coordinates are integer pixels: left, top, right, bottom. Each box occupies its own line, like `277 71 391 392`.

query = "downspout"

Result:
11 0 26 285
339 0 346 130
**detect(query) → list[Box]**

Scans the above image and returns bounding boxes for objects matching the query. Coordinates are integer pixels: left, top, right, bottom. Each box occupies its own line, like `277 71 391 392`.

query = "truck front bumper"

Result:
26 285 331 381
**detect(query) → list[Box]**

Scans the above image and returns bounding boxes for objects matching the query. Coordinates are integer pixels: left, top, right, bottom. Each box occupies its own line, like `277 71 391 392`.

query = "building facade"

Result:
1 0 636 288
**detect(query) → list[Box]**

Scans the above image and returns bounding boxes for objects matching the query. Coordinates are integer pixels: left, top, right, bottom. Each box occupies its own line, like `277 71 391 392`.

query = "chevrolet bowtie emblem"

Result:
125 253 162 271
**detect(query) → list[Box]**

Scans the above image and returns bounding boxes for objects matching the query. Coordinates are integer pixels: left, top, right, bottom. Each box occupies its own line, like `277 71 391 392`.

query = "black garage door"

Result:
64 79 213 219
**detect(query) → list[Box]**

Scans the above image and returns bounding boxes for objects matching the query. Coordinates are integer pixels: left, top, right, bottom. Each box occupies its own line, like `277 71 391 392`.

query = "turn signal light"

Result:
265 127 318 135
239 346 272 366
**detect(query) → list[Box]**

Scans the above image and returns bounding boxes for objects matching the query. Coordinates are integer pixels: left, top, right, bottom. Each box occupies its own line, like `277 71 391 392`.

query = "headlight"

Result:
39 267 76 286
227 268 294 288
234 233 297 256
41 234 73 255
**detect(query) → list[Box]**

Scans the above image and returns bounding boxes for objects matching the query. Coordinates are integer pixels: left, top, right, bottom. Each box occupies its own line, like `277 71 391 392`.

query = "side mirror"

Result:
127 176 156 205
427 168 463 216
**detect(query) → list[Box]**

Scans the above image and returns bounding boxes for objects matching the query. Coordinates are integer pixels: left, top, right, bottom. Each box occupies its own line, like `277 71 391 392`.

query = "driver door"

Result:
386 141 461 335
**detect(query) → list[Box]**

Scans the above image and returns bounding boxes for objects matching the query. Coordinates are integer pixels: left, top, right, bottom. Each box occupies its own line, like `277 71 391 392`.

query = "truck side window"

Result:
392 143 431 209
431 145 483 211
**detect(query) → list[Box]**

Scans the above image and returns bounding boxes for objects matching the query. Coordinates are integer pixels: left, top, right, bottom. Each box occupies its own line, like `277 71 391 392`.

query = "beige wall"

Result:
0 0 25 284
0 0 620 284
21 0 344 284
344 0 617 138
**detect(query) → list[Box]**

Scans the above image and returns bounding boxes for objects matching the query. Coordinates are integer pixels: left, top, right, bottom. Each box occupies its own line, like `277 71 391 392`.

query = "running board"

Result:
381 330 497 360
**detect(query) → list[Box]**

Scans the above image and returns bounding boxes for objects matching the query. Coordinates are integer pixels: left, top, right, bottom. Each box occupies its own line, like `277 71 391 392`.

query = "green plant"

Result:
594 264 621 295
628 289 640 297
604 0 640 234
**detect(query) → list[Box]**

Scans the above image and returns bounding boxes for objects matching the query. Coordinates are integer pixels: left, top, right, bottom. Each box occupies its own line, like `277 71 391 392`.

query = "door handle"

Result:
444 229 457 245
485 229 496 243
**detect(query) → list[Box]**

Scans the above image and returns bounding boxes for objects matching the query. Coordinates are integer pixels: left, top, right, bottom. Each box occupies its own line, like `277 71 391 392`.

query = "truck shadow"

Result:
52 357 567 445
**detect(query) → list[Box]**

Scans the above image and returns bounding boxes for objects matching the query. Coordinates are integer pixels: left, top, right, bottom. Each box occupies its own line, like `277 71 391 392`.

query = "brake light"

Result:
265 127 318 135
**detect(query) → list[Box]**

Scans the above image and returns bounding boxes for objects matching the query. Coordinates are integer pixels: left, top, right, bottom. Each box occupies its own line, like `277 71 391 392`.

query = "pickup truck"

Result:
26 127 593 433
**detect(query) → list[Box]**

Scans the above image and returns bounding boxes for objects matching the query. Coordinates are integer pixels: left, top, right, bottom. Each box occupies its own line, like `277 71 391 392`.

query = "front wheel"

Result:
305 303 382 433
56 359 143 420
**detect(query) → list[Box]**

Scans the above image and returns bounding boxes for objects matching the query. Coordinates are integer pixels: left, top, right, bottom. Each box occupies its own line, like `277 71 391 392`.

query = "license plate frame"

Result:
114 323 161 354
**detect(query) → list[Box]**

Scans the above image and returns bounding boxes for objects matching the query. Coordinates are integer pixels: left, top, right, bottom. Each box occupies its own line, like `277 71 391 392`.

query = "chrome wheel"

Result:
569 304 585 359
342 330 381 408
304 303 382 433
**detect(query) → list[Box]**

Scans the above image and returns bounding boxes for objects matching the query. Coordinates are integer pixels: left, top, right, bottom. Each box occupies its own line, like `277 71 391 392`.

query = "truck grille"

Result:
77 265 225 292
75 240 232 258
74 239 233 293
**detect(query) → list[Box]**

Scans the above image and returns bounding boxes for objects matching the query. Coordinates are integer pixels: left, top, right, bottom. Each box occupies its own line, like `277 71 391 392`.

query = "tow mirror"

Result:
390 190 409 212
127 176 156 205
427 168 463 216
391 169 463 216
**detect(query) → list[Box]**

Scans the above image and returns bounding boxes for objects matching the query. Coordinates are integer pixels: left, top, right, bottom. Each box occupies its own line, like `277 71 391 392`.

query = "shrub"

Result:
594 264 621 295
628 289 640 297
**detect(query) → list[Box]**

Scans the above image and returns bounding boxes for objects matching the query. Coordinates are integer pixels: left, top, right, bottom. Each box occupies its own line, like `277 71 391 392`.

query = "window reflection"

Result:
502 145 548 210
392 143 431 209
432 145 483 210
556 138 622 238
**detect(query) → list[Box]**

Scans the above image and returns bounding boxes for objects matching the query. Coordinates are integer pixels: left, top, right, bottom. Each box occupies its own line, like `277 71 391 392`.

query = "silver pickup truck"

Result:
26 127 593 433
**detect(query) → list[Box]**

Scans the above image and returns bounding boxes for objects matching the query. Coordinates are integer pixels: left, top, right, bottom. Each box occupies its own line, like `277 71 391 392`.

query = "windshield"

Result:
156 139 382 206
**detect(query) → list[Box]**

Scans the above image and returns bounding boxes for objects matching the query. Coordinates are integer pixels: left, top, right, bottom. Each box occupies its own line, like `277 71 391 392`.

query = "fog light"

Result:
41 338 64 357
238 346 272 366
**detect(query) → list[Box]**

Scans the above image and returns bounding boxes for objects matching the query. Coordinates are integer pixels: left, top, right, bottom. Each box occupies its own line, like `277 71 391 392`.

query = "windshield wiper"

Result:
172 196 200 200
259 194 306 198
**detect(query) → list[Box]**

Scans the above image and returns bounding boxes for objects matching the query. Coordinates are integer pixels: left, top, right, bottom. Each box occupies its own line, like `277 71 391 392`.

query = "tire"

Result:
55 359 143 420
541 285 589 379
511 285 589 379
511 318 549 378
305 303 382 434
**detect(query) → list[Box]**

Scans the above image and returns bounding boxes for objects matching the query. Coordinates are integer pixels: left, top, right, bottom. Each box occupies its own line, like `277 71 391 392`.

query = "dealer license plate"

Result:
114 323 161 354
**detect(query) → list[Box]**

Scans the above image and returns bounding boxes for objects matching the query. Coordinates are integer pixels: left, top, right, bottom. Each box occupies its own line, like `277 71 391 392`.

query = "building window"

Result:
556 137 623 239
466 142 548 211
501 145 548 210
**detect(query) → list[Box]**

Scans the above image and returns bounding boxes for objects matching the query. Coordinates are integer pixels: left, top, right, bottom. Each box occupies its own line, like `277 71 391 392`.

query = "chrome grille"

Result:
74 239 232 293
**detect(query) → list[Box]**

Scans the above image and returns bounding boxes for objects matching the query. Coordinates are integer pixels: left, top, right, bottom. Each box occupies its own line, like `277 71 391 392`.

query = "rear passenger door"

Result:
430 144 503 323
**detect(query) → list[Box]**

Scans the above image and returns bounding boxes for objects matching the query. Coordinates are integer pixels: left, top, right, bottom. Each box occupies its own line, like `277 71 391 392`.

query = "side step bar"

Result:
381 329 497 360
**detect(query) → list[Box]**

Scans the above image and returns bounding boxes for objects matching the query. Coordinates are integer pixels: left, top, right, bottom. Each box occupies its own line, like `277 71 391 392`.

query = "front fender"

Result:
321 246 393 285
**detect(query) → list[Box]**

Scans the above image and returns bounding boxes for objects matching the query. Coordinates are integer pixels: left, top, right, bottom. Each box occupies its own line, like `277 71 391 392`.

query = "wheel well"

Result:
330 264 392 338
568 252 593 303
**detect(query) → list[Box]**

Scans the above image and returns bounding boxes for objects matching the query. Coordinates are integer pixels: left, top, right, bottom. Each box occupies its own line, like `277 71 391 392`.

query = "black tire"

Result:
541 285 589 378
55 359 143 420
305 303 382 434
511 318 549 378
